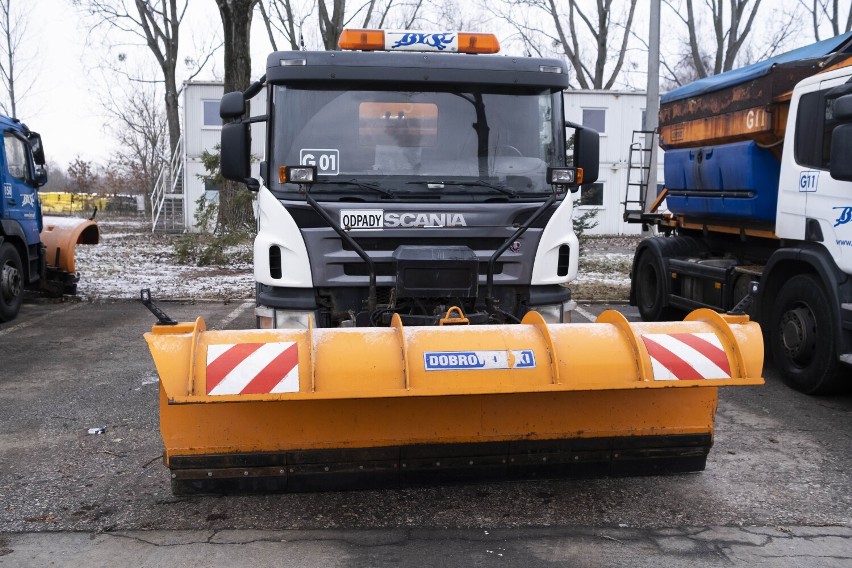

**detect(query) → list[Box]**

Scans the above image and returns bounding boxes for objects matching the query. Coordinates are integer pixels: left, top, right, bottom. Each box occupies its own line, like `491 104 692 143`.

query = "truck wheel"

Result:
769 274 844 394
635 250 678 321
0 242 23 322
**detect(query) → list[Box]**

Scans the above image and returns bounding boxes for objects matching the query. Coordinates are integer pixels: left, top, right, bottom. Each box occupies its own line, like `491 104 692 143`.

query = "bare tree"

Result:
216 0 259 232
257 1 427 52
317 0 346 50
258 0 312 51
100 82 167 213
421 0 485 32
490 0 639 90
78 1 220 156
663 0 793 84
67 157 99 193
799 0 852 41
316 1 426 50
0 0 36 118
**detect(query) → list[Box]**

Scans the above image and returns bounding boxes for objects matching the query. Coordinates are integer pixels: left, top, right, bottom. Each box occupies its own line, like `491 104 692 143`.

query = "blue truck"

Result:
0 115 98 322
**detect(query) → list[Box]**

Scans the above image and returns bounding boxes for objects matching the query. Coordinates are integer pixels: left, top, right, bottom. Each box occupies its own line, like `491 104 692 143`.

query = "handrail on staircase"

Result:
151 135 184 233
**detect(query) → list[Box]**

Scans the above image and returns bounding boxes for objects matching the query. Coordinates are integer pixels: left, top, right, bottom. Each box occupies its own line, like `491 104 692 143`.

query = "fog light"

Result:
562 300 576 323
532 300 576 323
274 309 314 329
288 166 316 183
547 167 577 185
280 165 317 184
533 304 563 323
255 306 275 329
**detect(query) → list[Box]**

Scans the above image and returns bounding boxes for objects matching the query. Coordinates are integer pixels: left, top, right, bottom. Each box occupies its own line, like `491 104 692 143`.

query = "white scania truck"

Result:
218 29 599 329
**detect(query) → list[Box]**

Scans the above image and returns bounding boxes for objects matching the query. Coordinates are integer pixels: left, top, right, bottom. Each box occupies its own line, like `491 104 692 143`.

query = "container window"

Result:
203 178 220 203
579 182 604 207
203 100 222 127
582 109 606 134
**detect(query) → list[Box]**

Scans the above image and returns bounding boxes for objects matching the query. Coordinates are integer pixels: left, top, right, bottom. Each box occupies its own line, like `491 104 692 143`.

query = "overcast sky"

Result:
19 0 837 168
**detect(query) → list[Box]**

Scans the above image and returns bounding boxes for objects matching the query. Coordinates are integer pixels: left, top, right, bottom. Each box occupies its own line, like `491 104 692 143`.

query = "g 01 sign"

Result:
300 149 339 175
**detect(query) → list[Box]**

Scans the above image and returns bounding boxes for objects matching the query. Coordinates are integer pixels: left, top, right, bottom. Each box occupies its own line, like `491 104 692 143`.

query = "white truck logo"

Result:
340 210 468 230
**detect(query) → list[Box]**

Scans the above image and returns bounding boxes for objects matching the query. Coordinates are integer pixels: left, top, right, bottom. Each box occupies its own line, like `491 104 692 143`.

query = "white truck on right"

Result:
628 32 852 394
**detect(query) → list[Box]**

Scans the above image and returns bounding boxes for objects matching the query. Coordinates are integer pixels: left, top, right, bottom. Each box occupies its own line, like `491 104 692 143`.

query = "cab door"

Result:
800 73 852 274
1 129 41 245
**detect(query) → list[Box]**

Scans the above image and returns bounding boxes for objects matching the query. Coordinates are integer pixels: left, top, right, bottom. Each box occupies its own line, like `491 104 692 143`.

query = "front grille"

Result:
343 262 504 277
343 237 508 252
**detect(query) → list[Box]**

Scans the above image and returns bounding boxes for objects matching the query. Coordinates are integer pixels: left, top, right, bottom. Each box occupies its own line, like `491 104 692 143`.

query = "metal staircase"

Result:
623 129 658 225
151 136 186 233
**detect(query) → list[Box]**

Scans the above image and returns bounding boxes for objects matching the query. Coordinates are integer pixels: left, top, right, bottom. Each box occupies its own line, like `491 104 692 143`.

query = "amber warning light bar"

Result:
339 29 500 54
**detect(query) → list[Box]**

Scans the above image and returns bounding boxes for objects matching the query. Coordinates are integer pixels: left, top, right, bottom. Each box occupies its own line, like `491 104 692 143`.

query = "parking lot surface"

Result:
1 299 851 565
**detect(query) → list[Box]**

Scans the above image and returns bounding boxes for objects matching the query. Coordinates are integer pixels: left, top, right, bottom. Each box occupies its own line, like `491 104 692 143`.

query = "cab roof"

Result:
266 50 570 89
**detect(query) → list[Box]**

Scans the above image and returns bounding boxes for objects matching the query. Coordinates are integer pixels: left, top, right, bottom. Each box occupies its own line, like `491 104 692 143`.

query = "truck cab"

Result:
220 30 599 328
0 116 99 323
0 116 47 321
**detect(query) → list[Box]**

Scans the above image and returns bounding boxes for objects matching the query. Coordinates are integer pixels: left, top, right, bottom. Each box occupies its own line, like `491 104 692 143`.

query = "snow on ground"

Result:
73 217 634 302
75 218 254 301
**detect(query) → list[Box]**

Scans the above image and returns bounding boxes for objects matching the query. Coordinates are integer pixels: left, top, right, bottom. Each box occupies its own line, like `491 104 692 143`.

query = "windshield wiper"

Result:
314 179 396 198
406 179 518 197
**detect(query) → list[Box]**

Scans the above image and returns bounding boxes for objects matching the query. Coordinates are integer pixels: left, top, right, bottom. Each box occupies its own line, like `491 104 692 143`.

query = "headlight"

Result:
255 306 314 329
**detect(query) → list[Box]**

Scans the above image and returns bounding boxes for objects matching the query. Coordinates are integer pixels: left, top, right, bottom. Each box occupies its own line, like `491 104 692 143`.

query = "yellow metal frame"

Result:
146 309 763 462
147 309 763 405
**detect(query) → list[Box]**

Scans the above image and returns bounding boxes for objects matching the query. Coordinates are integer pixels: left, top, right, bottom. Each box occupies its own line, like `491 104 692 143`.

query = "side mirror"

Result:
830 123 852 181
34 165 48 187
835 94 852 122
574 126 599 185
28 132 45 166
221 121 252 185
220 91 246 119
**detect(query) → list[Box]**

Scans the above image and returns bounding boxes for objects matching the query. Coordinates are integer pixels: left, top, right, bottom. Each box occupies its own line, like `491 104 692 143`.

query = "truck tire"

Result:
769 274 845 394
0 242 23 322
634 250 679 321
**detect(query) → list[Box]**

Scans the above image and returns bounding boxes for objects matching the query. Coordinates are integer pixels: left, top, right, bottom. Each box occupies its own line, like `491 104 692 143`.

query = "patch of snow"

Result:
73 217 633 301
75 217 253 301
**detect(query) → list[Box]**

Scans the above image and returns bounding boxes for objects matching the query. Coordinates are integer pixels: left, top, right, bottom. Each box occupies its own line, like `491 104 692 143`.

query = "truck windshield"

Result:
272 83 563 199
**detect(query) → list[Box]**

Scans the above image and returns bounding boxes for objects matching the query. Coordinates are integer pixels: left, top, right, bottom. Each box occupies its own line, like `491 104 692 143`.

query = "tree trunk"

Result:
215 0 258 234
164 71 180 159
318 0 346 51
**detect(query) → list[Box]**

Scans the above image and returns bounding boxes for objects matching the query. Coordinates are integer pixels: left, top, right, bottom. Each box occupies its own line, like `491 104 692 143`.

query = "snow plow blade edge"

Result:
39 215 99 274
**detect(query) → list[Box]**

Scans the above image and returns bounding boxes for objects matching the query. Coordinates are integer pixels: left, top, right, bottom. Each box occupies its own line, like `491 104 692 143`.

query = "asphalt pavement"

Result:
1 298 851 566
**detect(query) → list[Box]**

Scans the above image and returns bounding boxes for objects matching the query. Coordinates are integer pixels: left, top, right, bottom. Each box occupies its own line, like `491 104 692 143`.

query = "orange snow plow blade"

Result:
39 215 99 274
145 308 763 494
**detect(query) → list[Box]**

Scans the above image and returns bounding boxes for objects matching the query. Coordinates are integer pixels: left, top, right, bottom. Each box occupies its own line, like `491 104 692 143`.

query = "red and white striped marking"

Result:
641 333 731 381
205 342 300 395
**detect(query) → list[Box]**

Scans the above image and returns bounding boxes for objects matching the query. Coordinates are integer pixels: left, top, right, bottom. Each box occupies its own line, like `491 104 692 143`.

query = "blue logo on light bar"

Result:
385 31 458 52
423 350 536 371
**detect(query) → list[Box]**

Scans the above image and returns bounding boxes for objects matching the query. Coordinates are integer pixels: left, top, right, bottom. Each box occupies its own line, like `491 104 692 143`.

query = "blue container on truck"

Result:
663 140 781 222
